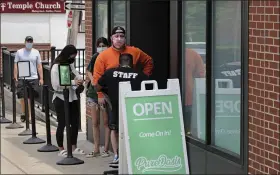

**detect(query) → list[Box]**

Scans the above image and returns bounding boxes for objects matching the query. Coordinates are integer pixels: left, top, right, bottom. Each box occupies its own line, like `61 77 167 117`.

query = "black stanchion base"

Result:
0 117 12 124
103 170 118 175
23 136 46 144
18 129 33 136
6 123 24 129
56 156 84 165
109 164 118 169
38 144 59 152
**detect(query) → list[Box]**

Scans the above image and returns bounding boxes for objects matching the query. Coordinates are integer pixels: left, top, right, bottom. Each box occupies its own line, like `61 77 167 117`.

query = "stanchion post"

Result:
38 85 58 152
56 63 84 165
6 78 23 129
77 94 82 132
56 88 84 165
18 78 32 136
23 82 46 144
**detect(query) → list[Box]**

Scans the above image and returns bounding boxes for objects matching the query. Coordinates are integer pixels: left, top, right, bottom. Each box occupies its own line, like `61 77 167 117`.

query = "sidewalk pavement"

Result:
1 112 115 174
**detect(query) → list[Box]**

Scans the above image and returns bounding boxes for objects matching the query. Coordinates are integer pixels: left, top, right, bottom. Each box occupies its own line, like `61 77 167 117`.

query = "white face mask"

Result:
25 43 33 49
97 47 107 53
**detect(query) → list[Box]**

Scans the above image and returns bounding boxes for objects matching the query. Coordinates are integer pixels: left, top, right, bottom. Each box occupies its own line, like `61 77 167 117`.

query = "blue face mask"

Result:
25 43 33 49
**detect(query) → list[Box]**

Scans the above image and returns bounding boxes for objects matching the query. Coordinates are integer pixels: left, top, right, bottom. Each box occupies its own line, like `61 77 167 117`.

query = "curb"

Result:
4 86 58 128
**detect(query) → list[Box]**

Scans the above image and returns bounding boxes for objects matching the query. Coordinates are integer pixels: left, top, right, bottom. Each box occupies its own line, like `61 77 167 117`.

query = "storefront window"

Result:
112 1 126 29
182 1 206 141
96 0 108 39
213 1 241 155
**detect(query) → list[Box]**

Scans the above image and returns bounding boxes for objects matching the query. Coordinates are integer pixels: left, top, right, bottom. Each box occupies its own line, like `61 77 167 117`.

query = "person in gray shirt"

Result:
13 36 44 122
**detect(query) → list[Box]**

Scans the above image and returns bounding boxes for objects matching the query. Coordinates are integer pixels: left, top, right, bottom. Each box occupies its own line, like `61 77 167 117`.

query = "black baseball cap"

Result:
111 26 125 35
25 36 33 42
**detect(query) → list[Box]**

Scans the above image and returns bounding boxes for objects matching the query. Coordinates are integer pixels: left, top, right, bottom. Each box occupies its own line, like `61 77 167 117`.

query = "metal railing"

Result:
1 46 85 121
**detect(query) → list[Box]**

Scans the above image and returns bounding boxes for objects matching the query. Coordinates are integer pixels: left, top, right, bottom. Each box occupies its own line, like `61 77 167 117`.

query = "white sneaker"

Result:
101 151 110 157
72 148 85 155
86 151 101 158
58 150 67 157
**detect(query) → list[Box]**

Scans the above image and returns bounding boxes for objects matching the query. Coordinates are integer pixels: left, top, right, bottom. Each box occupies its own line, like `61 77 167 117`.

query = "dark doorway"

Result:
129 1 170 89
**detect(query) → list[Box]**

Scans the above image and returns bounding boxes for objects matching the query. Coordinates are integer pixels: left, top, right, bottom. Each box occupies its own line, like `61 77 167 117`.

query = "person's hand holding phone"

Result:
75 79 84 86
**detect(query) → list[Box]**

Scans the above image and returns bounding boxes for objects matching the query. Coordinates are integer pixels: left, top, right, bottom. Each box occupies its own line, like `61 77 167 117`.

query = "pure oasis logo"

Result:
135 154 182 173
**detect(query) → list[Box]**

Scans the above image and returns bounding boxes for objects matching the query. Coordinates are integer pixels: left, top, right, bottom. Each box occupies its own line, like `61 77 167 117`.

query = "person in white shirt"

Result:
13 36 44 123
50 44 85 157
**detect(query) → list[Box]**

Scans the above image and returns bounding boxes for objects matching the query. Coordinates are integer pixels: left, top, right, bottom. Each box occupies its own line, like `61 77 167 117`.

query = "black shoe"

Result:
109 164 118 169
20 115 26 122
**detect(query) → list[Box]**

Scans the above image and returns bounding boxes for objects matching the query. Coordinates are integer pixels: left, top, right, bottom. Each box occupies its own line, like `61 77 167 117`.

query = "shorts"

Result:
16 79 39 99
87 97 98 105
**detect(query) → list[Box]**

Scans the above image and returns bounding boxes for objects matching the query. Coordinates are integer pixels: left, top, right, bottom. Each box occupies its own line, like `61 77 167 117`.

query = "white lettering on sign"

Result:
221 69 241 77
7 2 33 10
35 2 61 9
139 130 171 138
215 128 240 135
133 102 172 116
1 1 61 11
135 154 182 173
215 100 240 114
113 71 138 79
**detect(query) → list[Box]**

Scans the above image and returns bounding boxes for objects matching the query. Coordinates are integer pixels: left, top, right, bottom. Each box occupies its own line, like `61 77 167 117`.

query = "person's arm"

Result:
95 71 108 91
36 52 44 85
93 55 106 98
13 51 19 81
94 83 103 92
86 57 94 82
194 53 206 78
70 63 83 80
87 71 93 82
137 48 153 76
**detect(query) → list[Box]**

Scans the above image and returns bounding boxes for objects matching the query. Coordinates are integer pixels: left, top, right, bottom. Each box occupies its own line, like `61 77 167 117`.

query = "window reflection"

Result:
213 1 241 155
96 0 108 38
182 1 206 141
112 1 126 29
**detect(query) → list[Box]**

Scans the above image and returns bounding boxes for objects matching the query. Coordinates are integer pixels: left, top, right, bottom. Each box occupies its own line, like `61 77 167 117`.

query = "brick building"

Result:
248 1 279 174
85 0 279 174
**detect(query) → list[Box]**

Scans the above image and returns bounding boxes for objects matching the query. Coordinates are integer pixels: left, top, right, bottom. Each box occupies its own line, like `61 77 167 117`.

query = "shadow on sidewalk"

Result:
2 133 114 174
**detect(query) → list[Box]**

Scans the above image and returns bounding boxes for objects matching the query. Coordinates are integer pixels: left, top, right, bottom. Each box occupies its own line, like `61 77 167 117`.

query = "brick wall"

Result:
248 0 280 174
85 0 93 118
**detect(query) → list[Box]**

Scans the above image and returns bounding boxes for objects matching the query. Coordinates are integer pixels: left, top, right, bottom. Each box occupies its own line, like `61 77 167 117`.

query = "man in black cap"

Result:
90 26 153 158
13 36 44 122
92 26 153 107
94 53 148 166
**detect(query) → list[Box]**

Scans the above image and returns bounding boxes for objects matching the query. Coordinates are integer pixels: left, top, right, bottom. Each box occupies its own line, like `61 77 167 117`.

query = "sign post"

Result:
67 10 73 29
18 61 33 136
56 64 84 165
119 79 190 174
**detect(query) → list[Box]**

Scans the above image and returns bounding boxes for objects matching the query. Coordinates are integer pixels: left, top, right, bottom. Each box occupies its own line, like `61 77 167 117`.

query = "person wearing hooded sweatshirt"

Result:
93 26 153 104
50 44 85 157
